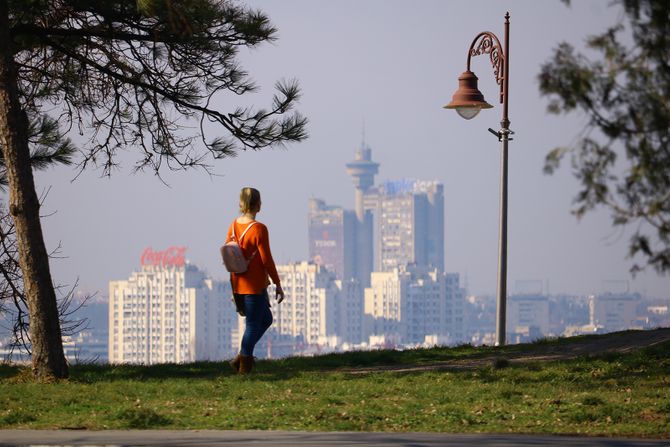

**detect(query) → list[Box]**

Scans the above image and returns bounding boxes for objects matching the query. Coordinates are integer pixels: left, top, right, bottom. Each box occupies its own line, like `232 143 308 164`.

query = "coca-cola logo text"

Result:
140 246 187 268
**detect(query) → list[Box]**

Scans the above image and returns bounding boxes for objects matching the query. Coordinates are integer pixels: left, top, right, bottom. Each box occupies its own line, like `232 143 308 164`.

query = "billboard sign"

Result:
140 246 187 268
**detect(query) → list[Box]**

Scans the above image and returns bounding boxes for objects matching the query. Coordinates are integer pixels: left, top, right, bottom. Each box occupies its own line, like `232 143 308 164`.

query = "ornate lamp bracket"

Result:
466 31 505 104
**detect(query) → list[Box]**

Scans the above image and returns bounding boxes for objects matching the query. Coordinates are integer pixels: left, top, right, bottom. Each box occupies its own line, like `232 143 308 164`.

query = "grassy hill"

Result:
0 328 668 437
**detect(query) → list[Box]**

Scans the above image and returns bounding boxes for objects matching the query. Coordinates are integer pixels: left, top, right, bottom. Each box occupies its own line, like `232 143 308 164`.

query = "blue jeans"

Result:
240 290 273 357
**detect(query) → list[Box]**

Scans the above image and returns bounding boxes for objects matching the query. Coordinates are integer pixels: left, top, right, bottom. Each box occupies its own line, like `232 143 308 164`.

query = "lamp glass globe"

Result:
456 106 481 120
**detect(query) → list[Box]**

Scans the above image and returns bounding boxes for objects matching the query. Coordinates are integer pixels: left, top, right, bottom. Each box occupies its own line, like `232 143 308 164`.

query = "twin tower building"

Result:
309 144 444 287
303 144 464 349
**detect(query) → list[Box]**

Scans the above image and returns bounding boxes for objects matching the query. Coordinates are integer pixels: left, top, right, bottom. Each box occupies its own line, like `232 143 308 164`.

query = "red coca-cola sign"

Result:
140 246 187 268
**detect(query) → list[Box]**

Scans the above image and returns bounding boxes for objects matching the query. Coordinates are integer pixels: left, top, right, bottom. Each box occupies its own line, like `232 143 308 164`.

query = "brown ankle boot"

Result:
239 355 254 374
230 354 242 372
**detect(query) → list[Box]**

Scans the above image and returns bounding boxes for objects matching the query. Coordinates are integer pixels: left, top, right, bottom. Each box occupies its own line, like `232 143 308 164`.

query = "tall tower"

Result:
346 145 379 221
345 144 378 286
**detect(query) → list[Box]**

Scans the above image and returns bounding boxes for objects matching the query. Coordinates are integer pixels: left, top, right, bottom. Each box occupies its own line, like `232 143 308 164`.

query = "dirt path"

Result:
342 328 670 374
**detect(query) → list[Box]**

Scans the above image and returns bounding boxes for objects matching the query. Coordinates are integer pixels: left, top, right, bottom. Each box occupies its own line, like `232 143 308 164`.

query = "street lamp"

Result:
444 12 512 346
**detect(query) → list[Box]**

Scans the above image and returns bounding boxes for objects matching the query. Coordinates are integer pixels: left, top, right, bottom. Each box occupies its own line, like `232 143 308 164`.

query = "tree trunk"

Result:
0 0 68 380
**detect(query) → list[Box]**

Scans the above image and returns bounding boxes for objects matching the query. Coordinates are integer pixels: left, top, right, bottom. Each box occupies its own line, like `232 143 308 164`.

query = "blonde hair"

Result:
239 187 261 214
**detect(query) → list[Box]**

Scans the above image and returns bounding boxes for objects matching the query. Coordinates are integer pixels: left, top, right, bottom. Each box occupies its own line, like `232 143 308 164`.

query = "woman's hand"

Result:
275 284 285 304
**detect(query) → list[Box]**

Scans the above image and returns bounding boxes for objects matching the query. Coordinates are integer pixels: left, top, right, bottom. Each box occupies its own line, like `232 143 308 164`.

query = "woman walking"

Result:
227 187 284 374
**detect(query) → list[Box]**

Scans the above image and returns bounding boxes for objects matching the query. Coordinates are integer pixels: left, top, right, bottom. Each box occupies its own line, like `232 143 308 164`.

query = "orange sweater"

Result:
226 220 281 294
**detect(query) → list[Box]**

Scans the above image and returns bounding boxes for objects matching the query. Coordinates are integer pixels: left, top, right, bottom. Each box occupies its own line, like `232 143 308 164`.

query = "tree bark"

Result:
0 0 68 380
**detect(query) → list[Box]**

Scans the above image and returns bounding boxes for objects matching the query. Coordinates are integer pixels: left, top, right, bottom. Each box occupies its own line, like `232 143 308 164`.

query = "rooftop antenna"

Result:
361 118 366 148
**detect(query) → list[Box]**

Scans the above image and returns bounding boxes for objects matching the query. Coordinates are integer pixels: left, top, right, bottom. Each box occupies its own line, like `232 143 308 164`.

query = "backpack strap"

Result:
230 220 237 241
238 221 257 241
235 221 258 262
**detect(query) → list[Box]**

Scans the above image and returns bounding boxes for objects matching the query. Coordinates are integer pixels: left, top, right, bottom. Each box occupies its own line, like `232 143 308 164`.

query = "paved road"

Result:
0 430 668 446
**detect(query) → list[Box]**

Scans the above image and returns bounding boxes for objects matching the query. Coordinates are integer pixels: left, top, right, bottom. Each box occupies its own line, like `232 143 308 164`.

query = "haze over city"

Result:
31 0 669 299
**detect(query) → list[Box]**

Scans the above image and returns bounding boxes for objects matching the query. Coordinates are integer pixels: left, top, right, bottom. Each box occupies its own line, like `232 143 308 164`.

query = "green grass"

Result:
0 335 669 437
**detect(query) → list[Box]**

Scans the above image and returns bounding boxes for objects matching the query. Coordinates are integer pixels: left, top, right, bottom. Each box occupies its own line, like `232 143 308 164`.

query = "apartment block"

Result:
308 198 357 282
364 265 464 346
365 179 445 272
108 247 238 364
589 292 642 332
271 262 340 346
508 294 550 338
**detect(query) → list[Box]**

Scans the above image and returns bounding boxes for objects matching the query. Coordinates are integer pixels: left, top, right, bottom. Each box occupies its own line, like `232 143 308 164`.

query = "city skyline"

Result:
100 245 652 364
26 0 670 299
3 239 662 363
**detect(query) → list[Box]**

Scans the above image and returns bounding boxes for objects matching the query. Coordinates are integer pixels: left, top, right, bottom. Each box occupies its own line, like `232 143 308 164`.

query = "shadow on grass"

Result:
2 328 667 384
249 338 670 384
0 364 20 380
115 407 172 429
69 361 231 383
0 340 561 382
269 344 484 371
61 344 487 383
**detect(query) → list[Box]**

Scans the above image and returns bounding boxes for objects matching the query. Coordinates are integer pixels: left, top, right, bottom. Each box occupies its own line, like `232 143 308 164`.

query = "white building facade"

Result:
261 262 364 356
589 292 642 332
336 278 364 345
508 294 550 339
364 179 445 273
108 247 237 364
270 262 340 347
364 265 464 347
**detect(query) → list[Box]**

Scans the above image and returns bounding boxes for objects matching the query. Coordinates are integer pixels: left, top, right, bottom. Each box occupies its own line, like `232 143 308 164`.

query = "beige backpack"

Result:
220 221 257 273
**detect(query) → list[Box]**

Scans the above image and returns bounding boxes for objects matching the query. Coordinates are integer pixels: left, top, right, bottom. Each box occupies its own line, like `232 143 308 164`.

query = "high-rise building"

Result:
589 292 642 332
365 179 444 272
311 147 445 284
363 265 464 346
308 143 378 287
336 278 364 345
108 246 238 364
508 294 550 340
345 144 378 286
308 199 356 281
265 262 364 355
270 262 340 347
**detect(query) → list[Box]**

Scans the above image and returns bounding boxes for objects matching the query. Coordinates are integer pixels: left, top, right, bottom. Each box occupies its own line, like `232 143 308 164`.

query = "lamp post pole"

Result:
445 12 512 346
495 13 510 347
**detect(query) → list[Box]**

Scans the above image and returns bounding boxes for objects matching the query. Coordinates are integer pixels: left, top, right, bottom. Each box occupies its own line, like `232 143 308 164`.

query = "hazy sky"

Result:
26 0 670 299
